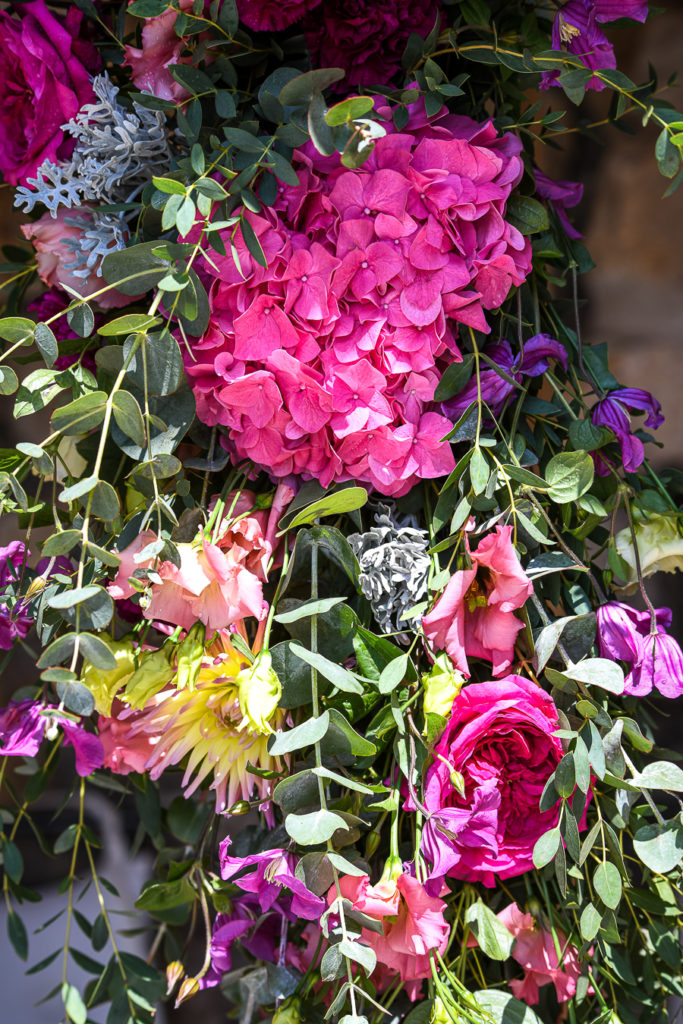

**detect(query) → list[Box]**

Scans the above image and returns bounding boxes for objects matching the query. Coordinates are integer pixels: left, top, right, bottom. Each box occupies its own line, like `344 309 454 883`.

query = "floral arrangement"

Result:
1 2 683 1024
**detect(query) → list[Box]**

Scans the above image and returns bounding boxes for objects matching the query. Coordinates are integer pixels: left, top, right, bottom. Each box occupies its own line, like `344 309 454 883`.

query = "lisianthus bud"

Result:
273 998 301 1024
81 638 136 715
123 646 175 709
235 652 281 735
422 654 464 719
615 513 683 590
175 976 200 1007
165 960 184 995
176 622 206 691
431 996 453 1024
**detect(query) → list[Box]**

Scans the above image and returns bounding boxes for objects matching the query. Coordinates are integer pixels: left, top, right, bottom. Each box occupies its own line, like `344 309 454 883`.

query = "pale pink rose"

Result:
496 903 588 1006
329 873 449 998
422 524 533 677
124 0 198 103
21 209 131 310
98 700 159 775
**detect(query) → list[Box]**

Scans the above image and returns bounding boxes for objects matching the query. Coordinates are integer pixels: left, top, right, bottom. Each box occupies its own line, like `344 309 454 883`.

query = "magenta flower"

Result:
597 601 683 698
541 0 648 92
184 102 531 496
422 525 534 677
591 387 663 476
0 700 103 776
534 171 584 239
442 334 567 422
238 0 321 32
0 0 100 185
0 542 33 650
201 897 282 989
415 676 563 887
219 844 326 921
305 0 441 89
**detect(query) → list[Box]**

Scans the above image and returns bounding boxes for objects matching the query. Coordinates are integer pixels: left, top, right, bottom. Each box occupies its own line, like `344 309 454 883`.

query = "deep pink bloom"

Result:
219 843 326 921
596 600 683 698
0 0 100 185
534 171 584 239
591 387 663 476
305 0 440 88
238 0 321 32
417 676 563 886
422 525 533 677
329 873 449 997
28 288 99 370
494 903 586 1005
184 102 531 496
0 699 103 776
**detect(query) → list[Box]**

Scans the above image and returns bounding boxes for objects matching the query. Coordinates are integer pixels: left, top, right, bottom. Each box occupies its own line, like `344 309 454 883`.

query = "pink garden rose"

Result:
21 209 131 310
329 873 449 998
494 903 587 1005
0 0 100 185
417 676 563 887
305 0 440 88
238 0 321 32
422 525 533 677
184 101 530 496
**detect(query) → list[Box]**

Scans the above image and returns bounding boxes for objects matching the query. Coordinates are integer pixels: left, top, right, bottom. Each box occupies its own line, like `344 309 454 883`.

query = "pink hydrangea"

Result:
422 524 534 677
183 102 531 496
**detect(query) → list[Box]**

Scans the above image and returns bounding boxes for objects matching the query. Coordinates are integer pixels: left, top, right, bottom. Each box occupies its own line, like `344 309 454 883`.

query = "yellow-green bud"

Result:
422 654 463 719
235 652 281 735
166 960 184 995
431 996 456 1024
176 622 206 691
273 998 301 1024
175 976 200 1007
123 646 175 709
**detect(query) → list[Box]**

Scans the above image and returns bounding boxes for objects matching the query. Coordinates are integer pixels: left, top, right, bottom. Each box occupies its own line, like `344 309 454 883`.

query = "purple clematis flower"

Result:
420 787 501 896
540 0 648 92
441 334 568 422
0 699 103 774
534 170 584 239
0 542 33 650
218 842 326 921
591 387 664 476
200 894 282 989
596 601 683 698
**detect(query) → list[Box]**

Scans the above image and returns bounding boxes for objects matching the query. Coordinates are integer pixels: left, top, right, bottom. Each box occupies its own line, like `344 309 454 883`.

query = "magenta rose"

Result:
238 0 321 33
417 676 563 888
305 0 440 88
0 0 100 185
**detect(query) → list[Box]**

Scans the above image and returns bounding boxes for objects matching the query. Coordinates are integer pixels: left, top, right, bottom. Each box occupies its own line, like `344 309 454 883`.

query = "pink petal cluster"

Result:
109 515 270 632
422 525 533 677
329 872 449 998
124 0 204 103
495 903 587 1006
417 676 563 887
98 699 160 775
184 102 531 496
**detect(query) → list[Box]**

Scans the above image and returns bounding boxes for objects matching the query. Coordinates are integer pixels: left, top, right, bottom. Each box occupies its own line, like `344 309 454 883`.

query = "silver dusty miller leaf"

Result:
348 505 430 636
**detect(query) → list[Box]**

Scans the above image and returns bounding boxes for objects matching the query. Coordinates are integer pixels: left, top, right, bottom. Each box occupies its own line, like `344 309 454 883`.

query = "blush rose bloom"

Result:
0 0 100 185
495 903 587 1005
329 873 449 998
21 209 131 310
422 525 533 677
417 676 563 887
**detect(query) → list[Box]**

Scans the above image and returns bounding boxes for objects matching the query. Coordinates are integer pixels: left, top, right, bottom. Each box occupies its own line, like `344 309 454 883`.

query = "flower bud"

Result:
422 654 463 719
273 998 301 1024
175 976 200 1007
431 996 453 1024
235 651 281 735
175 622 206 691
615 513 683 590
165 960 184 995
